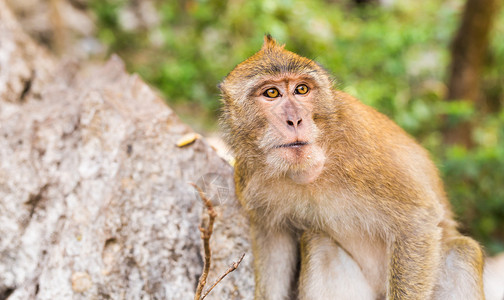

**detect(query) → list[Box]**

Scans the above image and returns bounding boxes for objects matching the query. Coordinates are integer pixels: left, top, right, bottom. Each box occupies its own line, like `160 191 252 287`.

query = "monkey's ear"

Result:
262 34 284 50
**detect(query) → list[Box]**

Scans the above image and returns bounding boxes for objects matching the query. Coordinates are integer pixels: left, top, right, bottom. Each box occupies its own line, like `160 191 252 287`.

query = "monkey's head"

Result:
220 35 336 184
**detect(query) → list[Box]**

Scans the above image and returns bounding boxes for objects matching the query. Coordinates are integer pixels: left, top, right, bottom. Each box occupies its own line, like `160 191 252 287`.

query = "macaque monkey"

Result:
219 35 485 300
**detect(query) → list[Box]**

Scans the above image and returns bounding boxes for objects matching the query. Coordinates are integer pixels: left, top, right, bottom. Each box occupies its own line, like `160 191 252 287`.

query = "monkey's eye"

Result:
295 84 309 95
263 88 280 98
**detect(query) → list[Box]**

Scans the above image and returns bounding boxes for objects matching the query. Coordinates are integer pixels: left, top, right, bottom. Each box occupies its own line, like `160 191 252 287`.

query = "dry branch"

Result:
191 183 245 300
201 253 245 300
192 183 217 300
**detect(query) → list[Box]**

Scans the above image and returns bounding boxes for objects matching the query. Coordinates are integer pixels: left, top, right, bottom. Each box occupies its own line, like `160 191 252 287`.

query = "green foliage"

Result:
90 0 504 253
443 112 504 254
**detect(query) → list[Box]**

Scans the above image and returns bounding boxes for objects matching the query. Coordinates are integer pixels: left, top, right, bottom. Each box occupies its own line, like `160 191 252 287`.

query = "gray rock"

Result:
0 1 254 299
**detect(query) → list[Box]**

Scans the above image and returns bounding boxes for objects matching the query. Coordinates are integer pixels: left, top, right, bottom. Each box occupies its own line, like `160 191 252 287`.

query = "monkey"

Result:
219 35 485 300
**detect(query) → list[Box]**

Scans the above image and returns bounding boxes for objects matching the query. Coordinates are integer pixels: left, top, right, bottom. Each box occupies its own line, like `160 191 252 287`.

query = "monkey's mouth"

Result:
276 141 309 149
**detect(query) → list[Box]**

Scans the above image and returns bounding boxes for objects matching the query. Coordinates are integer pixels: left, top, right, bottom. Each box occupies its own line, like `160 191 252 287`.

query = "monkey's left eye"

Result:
295 84 309 95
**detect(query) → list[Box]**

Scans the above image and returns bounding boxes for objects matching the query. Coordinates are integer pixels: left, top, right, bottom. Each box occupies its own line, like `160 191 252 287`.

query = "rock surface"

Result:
0 1 254 299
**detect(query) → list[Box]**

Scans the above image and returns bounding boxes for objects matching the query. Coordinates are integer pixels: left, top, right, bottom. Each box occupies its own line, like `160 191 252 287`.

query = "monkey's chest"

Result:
255 187 370 231
253 189 389 293
297 198 388 293
326 225 389 294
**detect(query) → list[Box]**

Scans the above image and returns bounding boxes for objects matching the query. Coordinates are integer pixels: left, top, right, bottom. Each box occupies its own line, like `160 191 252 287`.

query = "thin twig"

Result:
192 183 217 300
201 253 246 300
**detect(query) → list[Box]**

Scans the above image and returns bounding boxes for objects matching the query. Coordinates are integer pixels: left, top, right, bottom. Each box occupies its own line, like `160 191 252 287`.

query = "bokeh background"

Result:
8 0 504 253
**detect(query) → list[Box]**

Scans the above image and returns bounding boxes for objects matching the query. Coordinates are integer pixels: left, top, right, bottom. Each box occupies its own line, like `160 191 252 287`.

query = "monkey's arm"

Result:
250 222 298 300
387 225 442 300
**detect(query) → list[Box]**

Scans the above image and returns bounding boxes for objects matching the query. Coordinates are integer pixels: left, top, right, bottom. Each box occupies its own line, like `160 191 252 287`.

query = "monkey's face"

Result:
220 36 333 184
252 75 326 183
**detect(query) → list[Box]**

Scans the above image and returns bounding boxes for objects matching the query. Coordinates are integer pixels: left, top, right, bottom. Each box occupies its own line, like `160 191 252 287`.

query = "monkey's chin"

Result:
272 144 326 184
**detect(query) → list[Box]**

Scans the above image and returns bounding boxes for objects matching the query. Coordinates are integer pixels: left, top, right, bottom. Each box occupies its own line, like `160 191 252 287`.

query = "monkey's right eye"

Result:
263 88 280 98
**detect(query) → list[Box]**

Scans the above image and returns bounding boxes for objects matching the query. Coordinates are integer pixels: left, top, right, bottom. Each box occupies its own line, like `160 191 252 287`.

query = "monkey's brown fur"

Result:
219 36 484 300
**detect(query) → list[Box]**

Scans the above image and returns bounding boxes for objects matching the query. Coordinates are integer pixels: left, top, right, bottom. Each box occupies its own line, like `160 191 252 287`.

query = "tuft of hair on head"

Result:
261 34 285 51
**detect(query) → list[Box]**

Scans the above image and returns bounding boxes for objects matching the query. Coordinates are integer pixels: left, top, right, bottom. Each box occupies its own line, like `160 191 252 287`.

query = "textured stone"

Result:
0 1 254 299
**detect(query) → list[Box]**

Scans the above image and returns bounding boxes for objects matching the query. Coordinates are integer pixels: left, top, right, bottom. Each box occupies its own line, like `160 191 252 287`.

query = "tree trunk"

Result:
353 0 379 5
0 1 254 299
444 0 501 146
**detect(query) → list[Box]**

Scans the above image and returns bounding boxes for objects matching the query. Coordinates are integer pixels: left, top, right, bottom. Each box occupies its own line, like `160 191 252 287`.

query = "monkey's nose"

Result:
286 117 302 128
